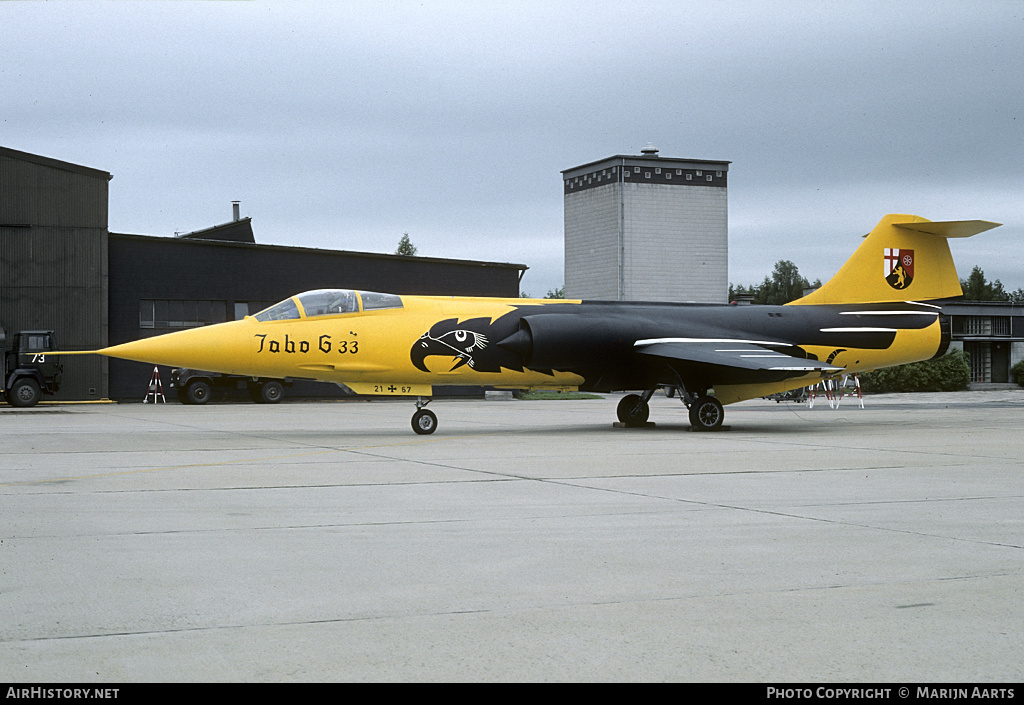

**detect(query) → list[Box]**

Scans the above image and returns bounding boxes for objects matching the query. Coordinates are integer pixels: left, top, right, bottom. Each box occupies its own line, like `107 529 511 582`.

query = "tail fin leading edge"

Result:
790 214 1001 305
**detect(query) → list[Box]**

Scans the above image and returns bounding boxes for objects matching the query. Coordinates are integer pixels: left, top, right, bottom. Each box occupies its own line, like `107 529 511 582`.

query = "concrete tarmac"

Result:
1 390 1022 682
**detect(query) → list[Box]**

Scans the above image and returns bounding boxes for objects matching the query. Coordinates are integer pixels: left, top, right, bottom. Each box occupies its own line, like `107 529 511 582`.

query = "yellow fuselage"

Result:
102 295 584 396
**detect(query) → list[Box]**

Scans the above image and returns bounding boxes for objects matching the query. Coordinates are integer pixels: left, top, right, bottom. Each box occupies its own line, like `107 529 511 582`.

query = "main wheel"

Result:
688 395 724 431
412 408 438 435
8 378 41 407
184 379 212 405
616 393 650 424
254 380 284 404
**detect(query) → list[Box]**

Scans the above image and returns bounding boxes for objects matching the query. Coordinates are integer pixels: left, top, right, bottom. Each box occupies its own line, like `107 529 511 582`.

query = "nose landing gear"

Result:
411 397 437 435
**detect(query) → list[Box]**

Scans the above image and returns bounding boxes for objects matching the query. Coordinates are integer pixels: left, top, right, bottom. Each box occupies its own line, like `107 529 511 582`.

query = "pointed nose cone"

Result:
99 320 254 373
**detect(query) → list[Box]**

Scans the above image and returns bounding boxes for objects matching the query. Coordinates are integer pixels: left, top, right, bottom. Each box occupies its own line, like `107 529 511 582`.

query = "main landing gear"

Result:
617 386 725 431
411 397 437 435
687 394 724 431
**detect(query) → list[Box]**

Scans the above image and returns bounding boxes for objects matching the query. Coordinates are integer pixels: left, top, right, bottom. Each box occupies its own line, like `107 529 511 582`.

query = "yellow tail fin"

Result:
789 214 1001 305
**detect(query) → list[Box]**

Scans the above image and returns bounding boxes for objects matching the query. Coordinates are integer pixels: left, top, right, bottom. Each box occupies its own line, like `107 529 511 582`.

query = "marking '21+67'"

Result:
254 333 359 355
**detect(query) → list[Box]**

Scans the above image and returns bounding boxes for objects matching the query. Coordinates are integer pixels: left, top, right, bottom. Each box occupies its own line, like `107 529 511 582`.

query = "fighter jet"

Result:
81 214 999 434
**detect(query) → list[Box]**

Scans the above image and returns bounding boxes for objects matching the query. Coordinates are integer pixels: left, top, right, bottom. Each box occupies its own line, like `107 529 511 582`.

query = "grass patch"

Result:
516 390 604 400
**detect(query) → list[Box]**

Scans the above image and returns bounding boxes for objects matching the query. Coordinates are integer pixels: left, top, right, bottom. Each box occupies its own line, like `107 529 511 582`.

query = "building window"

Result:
706 175 713 181
140 301 154 328
140 300 227 329
964 341 991 382
168 300 184 328
962 316 992 335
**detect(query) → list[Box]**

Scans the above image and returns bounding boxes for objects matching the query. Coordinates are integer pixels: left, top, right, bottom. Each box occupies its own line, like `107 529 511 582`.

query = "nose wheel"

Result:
411 398 437 435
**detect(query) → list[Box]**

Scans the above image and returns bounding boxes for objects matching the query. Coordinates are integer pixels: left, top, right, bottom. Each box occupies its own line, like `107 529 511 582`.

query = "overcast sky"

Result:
3 1 1022 298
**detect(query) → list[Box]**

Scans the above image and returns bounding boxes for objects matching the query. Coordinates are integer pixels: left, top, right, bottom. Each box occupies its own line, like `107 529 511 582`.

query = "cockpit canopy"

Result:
253 289 403 322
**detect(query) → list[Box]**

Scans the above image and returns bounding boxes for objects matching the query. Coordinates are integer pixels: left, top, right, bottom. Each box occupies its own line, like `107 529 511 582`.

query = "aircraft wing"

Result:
633 338 842 373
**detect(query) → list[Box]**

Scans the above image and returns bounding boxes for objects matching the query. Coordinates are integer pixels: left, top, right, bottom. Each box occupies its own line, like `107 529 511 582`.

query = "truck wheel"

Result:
8 378 41 407
255 381 284 404
185 380 212 405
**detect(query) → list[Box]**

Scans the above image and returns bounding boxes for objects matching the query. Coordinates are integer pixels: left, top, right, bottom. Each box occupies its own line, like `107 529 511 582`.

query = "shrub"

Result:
860 349 971 393
1012 360 1024 387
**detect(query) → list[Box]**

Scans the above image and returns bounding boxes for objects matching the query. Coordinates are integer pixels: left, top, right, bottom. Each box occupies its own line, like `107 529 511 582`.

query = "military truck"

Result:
1 328 63 407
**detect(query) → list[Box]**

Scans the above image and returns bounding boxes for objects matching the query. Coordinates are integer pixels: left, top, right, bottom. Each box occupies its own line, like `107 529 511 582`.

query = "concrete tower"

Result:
562 146 729 302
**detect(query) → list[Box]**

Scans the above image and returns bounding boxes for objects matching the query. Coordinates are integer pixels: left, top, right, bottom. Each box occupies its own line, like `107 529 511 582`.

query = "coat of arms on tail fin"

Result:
884 248 914 290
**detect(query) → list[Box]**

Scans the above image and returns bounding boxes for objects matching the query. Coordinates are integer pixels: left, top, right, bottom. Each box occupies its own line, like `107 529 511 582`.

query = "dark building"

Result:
1 147 526 401
107 231 526 399
1 146 111 399
940 300 1024 384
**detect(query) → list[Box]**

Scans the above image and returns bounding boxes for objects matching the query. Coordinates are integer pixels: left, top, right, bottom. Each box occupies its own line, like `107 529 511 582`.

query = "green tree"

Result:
395 233 418 256
521 286 565 299
960 266 1008 301
729 283 754 302
733 260 818 305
